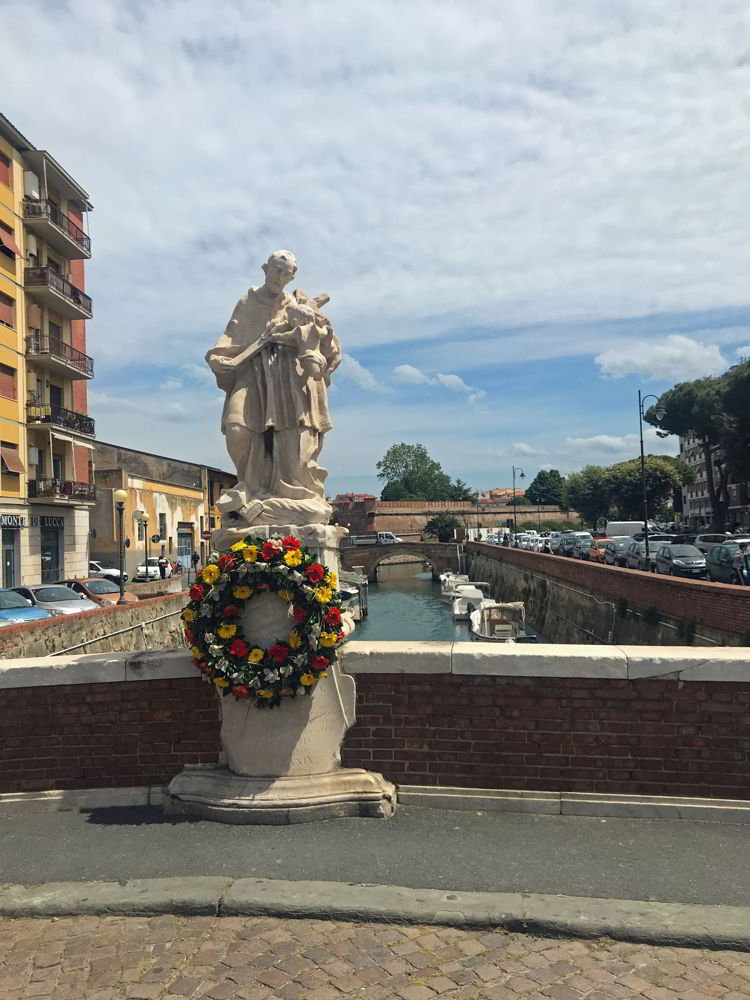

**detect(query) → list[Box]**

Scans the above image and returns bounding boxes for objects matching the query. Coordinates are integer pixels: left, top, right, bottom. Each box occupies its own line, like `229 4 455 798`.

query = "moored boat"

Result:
451 585 488 620
469 600 537 642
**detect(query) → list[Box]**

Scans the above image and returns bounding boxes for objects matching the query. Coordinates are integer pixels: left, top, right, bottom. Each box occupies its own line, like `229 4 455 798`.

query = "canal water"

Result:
353 561 474 643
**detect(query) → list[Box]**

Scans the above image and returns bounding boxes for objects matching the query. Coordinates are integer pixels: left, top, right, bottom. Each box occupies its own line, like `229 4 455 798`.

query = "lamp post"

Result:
638 391 666 563
511 466 525 537
113 489 128 605
141 512 150 586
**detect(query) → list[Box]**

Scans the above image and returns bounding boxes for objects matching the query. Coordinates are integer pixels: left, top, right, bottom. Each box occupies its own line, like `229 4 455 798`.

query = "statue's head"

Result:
262 250 297 294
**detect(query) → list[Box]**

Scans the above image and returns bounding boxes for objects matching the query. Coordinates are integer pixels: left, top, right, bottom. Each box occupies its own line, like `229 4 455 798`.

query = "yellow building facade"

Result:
0 114 95 586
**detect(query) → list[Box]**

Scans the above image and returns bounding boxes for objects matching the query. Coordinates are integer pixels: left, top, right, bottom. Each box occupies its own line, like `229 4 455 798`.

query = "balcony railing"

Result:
29 478 96 503
23 198 91 255
24 266 92 316
26 398 95 437
26 331 94 377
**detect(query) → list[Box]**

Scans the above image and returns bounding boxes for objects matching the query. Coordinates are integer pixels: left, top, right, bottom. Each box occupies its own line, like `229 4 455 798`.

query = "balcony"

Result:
23 199 91 260
24 266 92 320
29 478 96 504
26 331 94 380
26 399 95 437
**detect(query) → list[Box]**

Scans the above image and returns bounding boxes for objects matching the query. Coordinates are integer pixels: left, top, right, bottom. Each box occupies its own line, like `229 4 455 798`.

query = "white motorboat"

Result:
441 579 490 604
451 585 488 620
439 573 470 600
469 600 537 642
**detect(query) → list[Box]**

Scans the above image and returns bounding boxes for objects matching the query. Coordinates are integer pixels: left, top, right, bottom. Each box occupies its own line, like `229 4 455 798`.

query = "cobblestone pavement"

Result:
1 914 749 1000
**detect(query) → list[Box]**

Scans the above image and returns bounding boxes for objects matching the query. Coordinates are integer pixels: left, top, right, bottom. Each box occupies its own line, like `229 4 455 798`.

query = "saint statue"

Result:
206 251 340 527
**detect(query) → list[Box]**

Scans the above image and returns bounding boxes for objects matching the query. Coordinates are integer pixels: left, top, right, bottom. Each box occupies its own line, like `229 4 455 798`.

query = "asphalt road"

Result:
1 805 748 906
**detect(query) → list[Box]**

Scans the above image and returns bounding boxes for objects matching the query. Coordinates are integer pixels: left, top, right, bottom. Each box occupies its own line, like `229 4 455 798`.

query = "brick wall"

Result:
469 542 750 640
2 671 748 799
338 500 577 536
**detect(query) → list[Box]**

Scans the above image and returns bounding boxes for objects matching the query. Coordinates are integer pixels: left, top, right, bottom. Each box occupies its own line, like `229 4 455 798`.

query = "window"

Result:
48 320 62 341
0 363 16 400
0 152 10 188
0 220 19 259
0 442 24 475
0 292 13 329
159 513 166 540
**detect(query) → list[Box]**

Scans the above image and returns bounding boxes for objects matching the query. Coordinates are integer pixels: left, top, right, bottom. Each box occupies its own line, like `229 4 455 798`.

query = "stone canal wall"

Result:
0 644 747 801
466 542 750 647
0 592 186 658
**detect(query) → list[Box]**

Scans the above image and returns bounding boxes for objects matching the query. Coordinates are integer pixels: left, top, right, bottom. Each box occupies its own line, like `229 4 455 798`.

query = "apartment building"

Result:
0 114 95 585
679 432 749 529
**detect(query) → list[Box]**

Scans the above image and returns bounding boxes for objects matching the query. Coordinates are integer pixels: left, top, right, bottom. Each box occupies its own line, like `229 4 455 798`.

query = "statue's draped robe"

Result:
205 287 339 511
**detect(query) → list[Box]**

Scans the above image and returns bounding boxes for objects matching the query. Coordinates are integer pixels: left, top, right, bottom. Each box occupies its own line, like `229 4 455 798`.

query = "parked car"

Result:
63 578 139 606
654 544 706 578
0 589 54 626
602 537 632 567
134 557 173 581
89 560 128 584
559 531 592 557
624 539 656 572
588 538 612 563
548 531 563 552
12 585 99 616
693 533 728 554
572 536 594 560
706 542 750 585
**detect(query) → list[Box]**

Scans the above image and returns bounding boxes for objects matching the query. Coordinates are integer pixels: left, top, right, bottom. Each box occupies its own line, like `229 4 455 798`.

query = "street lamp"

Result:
638 391 666 563
511 466 525 536
140 512 150 585
113 489 128 605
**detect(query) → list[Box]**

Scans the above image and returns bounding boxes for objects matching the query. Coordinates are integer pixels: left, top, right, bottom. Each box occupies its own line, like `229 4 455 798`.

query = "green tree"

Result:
423 513 461 542
525 469 564 506
564 466 612 528
721 359 750 483
607 456 685 521
449 478 478 501
376 443 465 501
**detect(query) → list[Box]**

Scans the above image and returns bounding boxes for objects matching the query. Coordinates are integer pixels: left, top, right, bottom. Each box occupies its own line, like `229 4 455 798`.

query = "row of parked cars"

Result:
549 529 750 584
0 565 142 628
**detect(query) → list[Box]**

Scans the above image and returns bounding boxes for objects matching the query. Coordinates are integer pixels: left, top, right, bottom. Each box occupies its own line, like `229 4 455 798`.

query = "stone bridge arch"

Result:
340 542 462 581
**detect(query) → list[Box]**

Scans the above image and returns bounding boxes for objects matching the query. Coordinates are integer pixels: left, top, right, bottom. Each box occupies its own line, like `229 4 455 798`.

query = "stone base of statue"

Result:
165 523 396 824
211 522 345 574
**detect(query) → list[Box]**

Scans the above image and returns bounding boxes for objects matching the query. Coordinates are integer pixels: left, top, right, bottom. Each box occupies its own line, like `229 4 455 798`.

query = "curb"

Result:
1 877 749 951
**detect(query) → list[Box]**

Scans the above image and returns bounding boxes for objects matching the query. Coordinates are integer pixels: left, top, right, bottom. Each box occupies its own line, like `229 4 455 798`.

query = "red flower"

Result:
261 540 281 561
292 607 308 623
219 554 236 572
233 685 250 698
269 643 288 663
305 563 325 583
282 535 301 550
230 639 249 657
337 631 345 642
184 629 194 645
189 584 205 601
324 607 341 627
223 604 239 617
311 655 329 671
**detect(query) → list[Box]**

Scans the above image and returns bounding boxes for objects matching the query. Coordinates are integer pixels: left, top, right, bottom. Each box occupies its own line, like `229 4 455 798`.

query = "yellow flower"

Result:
328 571 337 588
314 586 333 604
203 564 220 584
258 689 274 699
277 588 294 602
242 546 257 563
283 549 303 567
230 540 248 551
319 631 338 647
248 647 264 664
190 645 202 660
181 609 195 622
213 677 229 688
299 673 315 686
288 631 302 649
233 585 252 599
218 623 237 639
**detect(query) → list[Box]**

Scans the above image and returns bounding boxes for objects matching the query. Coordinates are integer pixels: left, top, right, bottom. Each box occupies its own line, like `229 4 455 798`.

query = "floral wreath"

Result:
181 535 346 708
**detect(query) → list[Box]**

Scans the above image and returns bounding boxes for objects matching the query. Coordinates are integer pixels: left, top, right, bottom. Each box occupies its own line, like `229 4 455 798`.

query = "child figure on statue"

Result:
261 293 337 388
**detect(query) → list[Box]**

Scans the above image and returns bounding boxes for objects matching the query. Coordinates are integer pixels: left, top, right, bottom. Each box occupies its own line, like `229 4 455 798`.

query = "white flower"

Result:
263 668 280 682
210 644 225 656
200 604 213 617
291 571 303 584
204 632 215 643
296 687 306 697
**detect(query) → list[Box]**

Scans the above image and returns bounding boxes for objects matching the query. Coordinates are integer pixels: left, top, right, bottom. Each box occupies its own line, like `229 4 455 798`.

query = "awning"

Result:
73 440 95 451
0 228 20 257
1 447 26 475
51 432 76 444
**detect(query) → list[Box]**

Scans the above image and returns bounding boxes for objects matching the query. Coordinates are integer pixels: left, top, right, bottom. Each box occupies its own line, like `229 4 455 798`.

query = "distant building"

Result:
0 113 95 585
90 442 234 577
679 434 748 528
478 488 525 503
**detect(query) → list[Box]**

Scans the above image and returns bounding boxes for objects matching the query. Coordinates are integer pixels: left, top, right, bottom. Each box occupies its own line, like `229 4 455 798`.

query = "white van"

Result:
606 521 657 538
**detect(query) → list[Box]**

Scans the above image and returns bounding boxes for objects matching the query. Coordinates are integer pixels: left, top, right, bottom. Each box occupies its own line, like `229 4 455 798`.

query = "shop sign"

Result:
30 515 65 528
0 514 27 528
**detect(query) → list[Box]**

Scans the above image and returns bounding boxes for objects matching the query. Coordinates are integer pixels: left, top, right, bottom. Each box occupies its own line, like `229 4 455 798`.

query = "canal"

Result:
352 561 474 643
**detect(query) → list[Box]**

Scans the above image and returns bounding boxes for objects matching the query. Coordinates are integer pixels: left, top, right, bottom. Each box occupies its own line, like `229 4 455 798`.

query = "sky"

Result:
5 0 750 496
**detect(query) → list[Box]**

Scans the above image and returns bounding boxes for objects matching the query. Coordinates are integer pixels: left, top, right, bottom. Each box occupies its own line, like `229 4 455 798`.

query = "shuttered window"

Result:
1 443 25 475
0 363 16 399
0 292 13 328
0 153 10 188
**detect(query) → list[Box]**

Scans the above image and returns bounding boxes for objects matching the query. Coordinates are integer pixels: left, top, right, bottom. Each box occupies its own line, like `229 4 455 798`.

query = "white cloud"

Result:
159 376 183 392
594 335 728 381
563 429 678 459
513 442 543 456
340 354 388 393
392 364 432 384
736 345 750 359
435 373 470 392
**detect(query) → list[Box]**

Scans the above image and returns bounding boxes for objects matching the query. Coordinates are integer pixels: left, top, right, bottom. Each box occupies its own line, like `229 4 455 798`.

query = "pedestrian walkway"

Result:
2 913 749 1000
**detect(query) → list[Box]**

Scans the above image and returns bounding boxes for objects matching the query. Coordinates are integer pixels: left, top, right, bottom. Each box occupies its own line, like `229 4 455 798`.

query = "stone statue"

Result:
206 250 341 528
